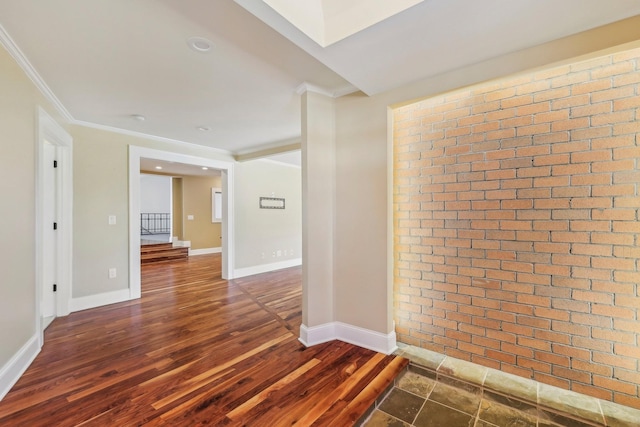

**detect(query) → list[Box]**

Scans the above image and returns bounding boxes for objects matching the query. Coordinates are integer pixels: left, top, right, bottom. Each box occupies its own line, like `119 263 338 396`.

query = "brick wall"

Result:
393 47 640 408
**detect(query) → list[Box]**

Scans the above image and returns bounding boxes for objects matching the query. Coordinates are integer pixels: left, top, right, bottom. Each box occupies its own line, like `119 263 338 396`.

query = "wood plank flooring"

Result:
0 254 407 426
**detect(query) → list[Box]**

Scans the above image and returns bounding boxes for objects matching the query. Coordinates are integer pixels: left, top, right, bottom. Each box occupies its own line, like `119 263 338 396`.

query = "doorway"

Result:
36 108 72 345
41 140 57 329
128 146 235 299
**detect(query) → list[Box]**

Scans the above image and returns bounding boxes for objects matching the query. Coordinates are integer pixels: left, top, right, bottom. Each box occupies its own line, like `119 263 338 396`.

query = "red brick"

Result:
393 48 640 405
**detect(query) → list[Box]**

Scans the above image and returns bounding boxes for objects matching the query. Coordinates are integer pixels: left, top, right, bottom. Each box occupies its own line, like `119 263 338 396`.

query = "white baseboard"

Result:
299 321 397 355
233 258 302 279
70 289 132 313
299 323 336 347
188 247 221 256
0 334 40 401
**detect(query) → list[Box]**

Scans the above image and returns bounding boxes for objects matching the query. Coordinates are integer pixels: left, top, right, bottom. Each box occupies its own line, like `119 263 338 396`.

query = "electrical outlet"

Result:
108 268 117 279
261 252 265 259
187 215 194 220
277 250 282 257
108 215 116 225
272 252 276 258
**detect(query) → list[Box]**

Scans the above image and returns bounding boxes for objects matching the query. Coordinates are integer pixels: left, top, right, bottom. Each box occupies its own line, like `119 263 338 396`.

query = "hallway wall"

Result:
0 41 69 391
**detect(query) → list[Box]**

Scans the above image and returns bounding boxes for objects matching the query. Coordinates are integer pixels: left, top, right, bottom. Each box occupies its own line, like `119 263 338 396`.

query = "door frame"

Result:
128 146 235 299
35 107 73 345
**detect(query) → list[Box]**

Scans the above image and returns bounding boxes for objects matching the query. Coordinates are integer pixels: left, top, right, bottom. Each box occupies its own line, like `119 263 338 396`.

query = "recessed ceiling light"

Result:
202 167 209 170
187 36 213 53
155 166 163 170
131 114 146 121
197 126 211 131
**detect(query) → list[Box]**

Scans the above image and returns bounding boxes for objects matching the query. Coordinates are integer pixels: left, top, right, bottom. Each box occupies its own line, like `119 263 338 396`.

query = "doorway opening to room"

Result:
128 146 235 300
138 160 224 266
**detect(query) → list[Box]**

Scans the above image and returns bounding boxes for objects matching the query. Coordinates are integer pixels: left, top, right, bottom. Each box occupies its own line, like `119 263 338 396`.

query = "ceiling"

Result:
140 151 300 177
1 1 639 157
140 158 222 177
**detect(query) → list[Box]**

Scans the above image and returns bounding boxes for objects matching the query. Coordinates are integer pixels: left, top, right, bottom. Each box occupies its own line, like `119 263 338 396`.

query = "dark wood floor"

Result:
0 254 406 426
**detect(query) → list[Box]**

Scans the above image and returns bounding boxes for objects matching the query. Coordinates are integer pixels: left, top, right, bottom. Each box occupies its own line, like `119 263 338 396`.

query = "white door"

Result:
42 141 57 328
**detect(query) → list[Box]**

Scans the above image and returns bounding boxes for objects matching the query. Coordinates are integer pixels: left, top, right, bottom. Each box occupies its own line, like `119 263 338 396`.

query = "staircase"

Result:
141 242 189 264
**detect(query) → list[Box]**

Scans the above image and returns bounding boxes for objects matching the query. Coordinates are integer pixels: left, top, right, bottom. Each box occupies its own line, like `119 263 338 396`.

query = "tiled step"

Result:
369 343 640 427
141 243 188 264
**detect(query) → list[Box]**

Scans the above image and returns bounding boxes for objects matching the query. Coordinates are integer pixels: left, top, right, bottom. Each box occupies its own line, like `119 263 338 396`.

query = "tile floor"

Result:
359 344 640 427
362 366 557 427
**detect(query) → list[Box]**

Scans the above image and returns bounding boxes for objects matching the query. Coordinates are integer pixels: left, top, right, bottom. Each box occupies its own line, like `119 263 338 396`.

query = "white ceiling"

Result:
140 151 300 176
140 158 222 177
0 1 639 156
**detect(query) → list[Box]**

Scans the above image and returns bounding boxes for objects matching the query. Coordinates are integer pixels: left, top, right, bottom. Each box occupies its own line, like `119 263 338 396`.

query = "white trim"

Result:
0 335 40 401
36 108 73 349
296 82 334 97
74 120 231 155
130 146 236 298
259 158 301 169
233 137 300 157
299 323 336 347
233 258 302 279
335 322 398 355
295 82 359 98
332 84 359 97
189 247 222 256
299 322 398 355
0 25 73 122
70 289 131 313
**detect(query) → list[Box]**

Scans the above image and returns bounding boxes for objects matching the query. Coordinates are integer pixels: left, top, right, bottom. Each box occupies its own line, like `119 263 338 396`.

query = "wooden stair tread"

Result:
140 243 188 263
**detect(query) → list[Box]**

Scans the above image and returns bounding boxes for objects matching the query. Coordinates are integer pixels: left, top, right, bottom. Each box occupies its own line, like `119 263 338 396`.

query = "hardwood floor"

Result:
0 254 407 426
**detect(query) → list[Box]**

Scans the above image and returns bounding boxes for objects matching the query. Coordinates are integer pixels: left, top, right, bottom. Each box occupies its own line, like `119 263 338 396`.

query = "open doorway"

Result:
128 146 235 300
138 161 224 264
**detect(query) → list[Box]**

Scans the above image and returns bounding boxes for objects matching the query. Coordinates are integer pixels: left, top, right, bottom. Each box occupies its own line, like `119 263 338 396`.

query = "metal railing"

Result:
140 213 171 235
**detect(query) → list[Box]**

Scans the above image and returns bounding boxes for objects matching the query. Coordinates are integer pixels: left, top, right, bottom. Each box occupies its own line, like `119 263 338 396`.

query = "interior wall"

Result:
0 44 67 372
394 47 640 408
301 91 334 328
172 177 183 240
182 175 222 250
70 125 234 298
234 159 301 269
332 18 640 351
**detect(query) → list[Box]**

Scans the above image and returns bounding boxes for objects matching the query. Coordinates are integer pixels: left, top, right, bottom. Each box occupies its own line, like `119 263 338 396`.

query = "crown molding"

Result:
73 120 233 156
332 84 359 97
0 24 73 122
296 82 359 98
296 82 333 97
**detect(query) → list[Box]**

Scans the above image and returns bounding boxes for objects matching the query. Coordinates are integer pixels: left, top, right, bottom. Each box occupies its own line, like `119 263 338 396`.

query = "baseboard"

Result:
299 323 336 347
299 322 397 355
70 289 132 313
188 247 221 256
233 258 302 279
0 334 40 401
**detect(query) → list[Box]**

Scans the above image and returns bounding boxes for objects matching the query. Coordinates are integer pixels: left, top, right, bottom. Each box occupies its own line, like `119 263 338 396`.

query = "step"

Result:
141 244 188 264
141 243 174 254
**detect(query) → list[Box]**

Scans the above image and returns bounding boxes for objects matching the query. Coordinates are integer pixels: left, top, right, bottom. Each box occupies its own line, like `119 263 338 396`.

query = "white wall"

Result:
140 174 171 213
234 159 302 270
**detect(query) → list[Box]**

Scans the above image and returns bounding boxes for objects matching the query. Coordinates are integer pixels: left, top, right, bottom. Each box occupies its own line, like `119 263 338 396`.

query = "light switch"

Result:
108 215 116 225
